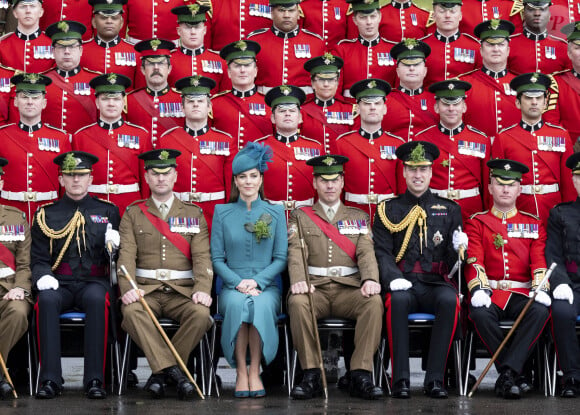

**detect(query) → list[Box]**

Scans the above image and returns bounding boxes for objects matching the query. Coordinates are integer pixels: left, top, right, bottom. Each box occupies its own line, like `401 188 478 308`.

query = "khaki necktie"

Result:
160 203 168 220
327 207 335 221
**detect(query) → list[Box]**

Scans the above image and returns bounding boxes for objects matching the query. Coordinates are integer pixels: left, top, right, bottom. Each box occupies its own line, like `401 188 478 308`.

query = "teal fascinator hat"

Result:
232 142 273 175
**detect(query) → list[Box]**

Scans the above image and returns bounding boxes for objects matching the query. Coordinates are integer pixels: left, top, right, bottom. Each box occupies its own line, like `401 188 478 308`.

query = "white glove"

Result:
532 290 552 307
390 278 412 292
37 275 59 291
105 223 120 250
452 230 468 253
471 290 491 308
553 284 574 305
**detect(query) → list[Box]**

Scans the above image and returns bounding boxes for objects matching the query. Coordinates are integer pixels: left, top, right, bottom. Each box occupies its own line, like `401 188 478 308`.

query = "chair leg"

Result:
117 333 131 396
207 323 220 397
199 337 206 396
27 329 35 397
284 324 291 396
453 340 464 396
463 331 474 395
289 349 298 395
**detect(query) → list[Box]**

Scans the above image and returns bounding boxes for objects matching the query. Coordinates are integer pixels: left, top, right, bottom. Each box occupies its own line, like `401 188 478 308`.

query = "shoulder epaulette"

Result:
210 126 233 138
125 121 149 133
127 87 146 96
426 11 434 28
171 86 180 94
466 125 487 136
73 122 98 135
344 204 370 219
247 28 268 38
254 134 270 143
548 34 567 43
463 33 480 43
385 131 406 142
82 37 94 45
432 193 460 206
519 210 540 220
126 199 147 211
469 210 489 220
211 90 230 99
498 124 517 134
0 63 16 72
544 122 567 131
207 48 221 55
298 135 323 145
415 125 437 136
160 126 180 137
120 38 134 46
84 67 102 75
44 124 69 135
551 69 571 78
0 32 13 41
180 199 203 212
380 37 396 45
510 0 523 16
458 68 479 78
337 38 357 45
3 204 27 220
509 33 522 39
0 123 16 131
335 130 357 141
420 33 433 41
302 28 323 40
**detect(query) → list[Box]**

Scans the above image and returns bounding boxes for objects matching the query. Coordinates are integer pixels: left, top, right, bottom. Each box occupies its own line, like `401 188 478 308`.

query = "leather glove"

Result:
471 290 491 308
105 223 120 250
553 284 574 305
390 278 412 292
531 290 552 307
452 230 468 253
37 275 59 291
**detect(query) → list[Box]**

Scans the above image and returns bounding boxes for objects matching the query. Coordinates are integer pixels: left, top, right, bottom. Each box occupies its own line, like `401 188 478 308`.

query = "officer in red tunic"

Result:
421 0 482 86
73 73 151 214
465 159 550 399
81 0 138 89
167 4 229 95
41 21 98 135
378 0 430 42
333 0 396 99
416 80 491 221
39 0 94 41
0 0 54 73
0 65 14 125
248 0 325 95
127 39 183 148
0 74 71 221
492 72 575 223
383 39 438 142
301 53 359 154
212 40 273 150
460 19 521 138
508 0 571 75
300 0 350 49
335 79 404 221
159 76 236 229
255 85 323 215
459 0 523 36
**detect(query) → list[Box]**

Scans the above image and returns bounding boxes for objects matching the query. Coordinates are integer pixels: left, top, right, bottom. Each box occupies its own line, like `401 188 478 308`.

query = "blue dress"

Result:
211 196 288 367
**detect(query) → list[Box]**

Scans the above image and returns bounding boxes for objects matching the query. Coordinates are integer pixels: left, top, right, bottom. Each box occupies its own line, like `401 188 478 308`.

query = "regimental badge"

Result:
287 223 298 239
62 153 80 171
490 19 500 30
493 233 505 249
190 76 201 87
530 73 538 83
160 150 169 160
150 38 161 51
441 159 449 167
188 3 200 16
107 73 117 84
466 257 476 264
432 230 443 246
322 156 336 166
235 40 247 51
504 163 511 171
448 83 455 90
280 85 291 95
404 38 418 49
25 73 40 84
57 21 69 33
323 52 334 65
367 80 377 89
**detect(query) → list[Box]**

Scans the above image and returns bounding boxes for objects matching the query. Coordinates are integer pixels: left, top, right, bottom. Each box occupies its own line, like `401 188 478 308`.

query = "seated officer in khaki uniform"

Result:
118 149 213 400
287 155 384 400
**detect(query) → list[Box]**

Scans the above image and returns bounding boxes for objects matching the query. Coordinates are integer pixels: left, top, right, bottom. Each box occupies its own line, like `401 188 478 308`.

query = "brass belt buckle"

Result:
284 200 295 210
329 267 342 277
108 184 119 194
25 191 37 201
533 185 543 193
499 281 510 290
447 190 459 200
156 269 171 280
189 192 201 202
367 194 378 204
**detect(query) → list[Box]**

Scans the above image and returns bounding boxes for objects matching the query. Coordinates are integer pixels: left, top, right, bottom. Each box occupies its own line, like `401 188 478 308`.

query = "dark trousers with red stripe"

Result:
36 281 109 388
386 280 459 386
551 286 580 382
469 294 549 374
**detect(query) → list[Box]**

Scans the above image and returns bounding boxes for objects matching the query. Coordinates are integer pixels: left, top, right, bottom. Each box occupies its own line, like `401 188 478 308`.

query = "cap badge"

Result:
367 80 377 89
404 38 418 49
322 52 334 65
575 161 580 169
490 19 500 30
187 3 200 16
409 143 426 163
150 38 161 51
504 163 511 171
364 0 373 4
57 21 70 33
448 83 455 90
235 40 247 51
106 0 113 4
322 156 336 166
530 74 538 84
62 153 79 170
280 85 291 95
159 150 169 160
575 22 580 30
190 76 201 87
24 73 40 84
107 73 117 84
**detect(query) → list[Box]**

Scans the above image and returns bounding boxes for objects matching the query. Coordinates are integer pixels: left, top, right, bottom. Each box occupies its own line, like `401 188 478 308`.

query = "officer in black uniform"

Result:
373 141 467 399
31 151 121 399
546 152 580 398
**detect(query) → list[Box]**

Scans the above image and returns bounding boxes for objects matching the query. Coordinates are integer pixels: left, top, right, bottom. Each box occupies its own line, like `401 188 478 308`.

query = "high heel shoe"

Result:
249 376 266 398
234 390 250 398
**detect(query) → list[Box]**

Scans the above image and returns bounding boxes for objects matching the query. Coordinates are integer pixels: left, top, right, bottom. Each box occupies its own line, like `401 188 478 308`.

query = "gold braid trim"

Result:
36 208 86 271
377 203 427 263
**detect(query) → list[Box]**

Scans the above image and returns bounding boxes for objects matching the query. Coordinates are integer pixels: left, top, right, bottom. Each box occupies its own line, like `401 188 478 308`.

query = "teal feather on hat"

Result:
232 142 273 175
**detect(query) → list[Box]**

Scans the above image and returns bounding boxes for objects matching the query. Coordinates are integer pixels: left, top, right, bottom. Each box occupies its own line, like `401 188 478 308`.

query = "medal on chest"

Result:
377 52 395 66
380 145 397 160
199 140 230 155
294 44 311 59
457 140 486 158
249 103 266 115
0 224 25 241
454 48 475 63
337 219 368 235
90 215 109 224
294 146 320 160
117 134 140 149
201 60 223 74
169 217 200 234
37 137 61 152
0 77 9 93
159 102 184 118
537 135 566 152
410 13 418 26
325 111 354 125
249 3 271 17
507 223 539 239
115 52 137 66
74 82 91 95
544 46 556 60
33 45 54 60
334 6 342 20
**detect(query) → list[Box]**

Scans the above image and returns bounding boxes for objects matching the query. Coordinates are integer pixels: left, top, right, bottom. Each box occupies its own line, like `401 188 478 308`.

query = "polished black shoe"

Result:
515 376 531 393
392 379 410 399
424 380 448 399
0 380 13 399
291 369 323 400
561 378 580 398
36 380 61 399
349 370 383 400
495 369 521 399
337 371 351 390
164 366 195 400
126 371 139 388
85 379 106 399
145 373 165 399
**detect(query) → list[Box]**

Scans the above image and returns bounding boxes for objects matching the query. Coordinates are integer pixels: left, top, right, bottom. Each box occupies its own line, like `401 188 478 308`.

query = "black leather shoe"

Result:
349 370 383 400
127 371 139 388
392 379 410 399
561 378 579 398
145 373 165 399
0 380 13 399
291 369 323 400
85 379 106 399
515 376 531 393
495 369 521 399
36 380 61 399
337 371 350 390
424 380 448 399
164 366 195 400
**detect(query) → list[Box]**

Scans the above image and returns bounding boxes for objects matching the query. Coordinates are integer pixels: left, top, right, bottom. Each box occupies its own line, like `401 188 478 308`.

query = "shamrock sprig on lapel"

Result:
493 233 505 249
245 213 272 243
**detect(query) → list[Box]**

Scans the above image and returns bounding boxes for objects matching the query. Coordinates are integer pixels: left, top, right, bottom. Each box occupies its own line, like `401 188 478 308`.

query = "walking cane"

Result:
296 218 328 399
0 351 17 399
119 265 204 400
468 262 556 397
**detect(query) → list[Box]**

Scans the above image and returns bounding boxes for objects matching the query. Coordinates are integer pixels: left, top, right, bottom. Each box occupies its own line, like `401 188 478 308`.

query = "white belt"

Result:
1 190 58 202
489 280 531 290
271 198 314 210
89 183 140 194
308 266 358 277
0 267 15 279
135 268 193 280
174 191 225 203
431 187 480 200
520 183 559 195
345 192 394 205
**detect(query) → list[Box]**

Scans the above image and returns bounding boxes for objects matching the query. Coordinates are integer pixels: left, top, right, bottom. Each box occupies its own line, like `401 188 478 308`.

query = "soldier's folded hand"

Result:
192 291 213 307
553 284 574 305
37 275 59 291
531 290 552 307
470 289 491 308
290 280 315 295
389 278 412 292
360 280 381 298
122 288 146 305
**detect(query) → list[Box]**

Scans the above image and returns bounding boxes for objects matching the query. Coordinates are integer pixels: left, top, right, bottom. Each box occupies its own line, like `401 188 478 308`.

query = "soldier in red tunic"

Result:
333 0 396 99
127 39 183 148
72 73 151 214
39 0 94 41
416 80 491 221
460 19 521 138
383 39 438 142
301 53 359 154
0 74 71 221
0 65 14 126
335 78 404 222
159 76 236 230
300 0 350 49
212 40 273 150
378 0 430 42
465 159 550 399
0 0 54 73
459 0 523 36
492 72 575 223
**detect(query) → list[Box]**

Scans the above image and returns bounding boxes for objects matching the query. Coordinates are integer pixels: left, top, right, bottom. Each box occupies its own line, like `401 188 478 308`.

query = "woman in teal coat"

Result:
211 142 287 398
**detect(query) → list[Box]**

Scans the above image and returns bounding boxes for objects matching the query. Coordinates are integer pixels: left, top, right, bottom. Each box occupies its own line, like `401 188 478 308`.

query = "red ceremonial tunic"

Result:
459 0 523 37
300 0 350 49
382 86 437 142
39 0 95 41
0 30 54 73
507 29 571 75
125 0 195 43
167 46 230 94
0 65 14 126
378 0 430 43
545 70 580 143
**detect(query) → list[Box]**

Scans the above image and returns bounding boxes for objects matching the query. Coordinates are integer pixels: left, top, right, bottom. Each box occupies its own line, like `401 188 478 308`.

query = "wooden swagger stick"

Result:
0 351 17 398
120 265 204 400
296 217 328 399
468 262 556 397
